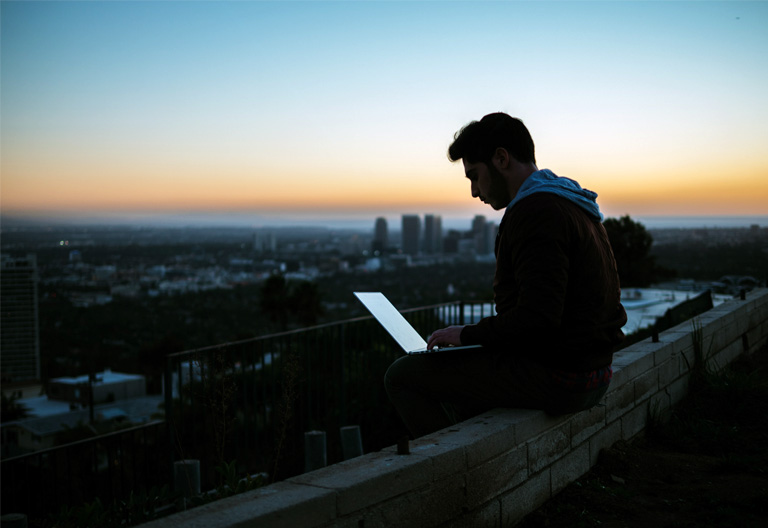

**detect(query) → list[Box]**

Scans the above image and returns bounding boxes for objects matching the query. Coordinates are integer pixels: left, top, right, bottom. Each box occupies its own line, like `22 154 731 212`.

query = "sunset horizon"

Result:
2 1 766 227
3 208 767 233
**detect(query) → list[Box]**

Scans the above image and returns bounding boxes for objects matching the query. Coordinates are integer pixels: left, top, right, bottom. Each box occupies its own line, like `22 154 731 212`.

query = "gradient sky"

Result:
2 0 767 227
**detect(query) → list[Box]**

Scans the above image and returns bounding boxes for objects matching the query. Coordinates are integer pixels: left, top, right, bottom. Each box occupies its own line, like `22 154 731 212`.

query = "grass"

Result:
519 340 768 528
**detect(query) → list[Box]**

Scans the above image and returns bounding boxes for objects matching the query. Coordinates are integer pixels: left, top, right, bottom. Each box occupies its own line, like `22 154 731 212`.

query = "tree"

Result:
1 392 30 422
260 276 325 329
288 280 324 327
260 274 290 329
603 215 668 287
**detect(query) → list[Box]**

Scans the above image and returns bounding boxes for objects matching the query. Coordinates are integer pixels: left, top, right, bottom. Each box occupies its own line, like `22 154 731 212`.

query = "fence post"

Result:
339 323 347 427
397 436 410 455
340 425 363 460
304 430 327 472
174 459 201 509
164 355 176 489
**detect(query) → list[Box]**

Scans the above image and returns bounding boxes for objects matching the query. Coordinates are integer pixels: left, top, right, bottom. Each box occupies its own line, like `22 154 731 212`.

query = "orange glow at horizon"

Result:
3 152 767 219
1 163 473 215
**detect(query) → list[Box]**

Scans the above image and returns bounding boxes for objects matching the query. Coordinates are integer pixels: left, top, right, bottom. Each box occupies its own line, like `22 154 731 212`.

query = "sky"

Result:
2 0 767 229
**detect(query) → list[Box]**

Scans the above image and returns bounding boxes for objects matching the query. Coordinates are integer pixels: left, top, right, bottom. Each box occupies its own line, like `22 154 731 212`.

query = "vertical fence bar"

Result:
165 353 176 486
339 322 347 427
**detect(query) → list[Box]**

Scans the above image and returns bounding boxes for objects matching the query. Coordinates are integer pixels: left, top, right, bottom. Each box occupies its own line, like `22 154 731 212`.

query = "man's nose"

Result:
471 181 479 198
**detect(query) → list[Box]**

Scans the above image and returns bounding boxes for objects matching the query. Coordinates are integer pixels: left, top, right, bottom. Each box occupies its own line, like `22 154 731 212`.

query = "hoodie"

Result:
507 169 603 221
459 169 626 370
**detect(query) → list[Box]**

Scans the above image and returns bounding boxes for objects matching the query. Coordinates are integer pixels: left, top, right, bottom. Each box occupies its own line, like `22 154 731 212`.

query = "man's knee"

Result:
384 355 409 390
385 354 430 392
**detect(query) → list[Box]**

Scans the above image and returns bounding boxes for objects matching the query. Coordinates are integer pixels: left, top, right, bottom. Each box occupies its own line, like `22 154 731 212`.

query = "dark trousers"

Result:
384 348 608 438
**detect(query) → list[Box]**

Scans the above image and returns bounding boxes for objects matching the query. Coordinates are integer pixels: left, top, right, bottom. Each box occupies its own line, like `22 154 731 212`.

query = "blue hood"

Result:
507 169 603 221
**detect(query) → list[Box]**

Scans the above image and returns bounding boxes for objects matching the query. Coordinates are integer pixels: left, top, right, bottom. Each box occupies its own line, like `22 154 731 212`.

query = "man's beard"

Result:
486 164 511 210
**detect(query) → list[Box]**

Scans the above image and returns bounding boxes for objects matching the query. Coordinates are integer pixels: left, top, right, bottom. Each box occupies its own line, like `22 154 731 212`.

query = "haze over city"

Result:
2 1 767 229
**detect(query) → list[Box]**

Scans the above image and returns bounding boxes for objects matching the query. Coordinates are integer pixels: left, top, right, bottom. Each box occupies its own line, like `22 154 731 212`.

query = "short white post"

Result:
174 459 201 509
340 425 363 460
304 430 327 472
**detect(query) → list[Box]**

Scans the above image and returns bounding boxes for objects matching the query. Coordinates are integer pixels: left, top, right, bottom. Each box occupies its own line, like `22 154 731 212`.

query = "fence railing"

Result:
1 300 493 520
162 300 492 485
1 421 168 518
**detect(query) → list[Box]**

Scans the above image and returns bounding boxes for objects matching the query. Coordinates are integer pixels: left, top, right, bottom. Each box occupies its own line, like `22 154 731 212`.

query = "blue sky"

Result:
2 1 767 228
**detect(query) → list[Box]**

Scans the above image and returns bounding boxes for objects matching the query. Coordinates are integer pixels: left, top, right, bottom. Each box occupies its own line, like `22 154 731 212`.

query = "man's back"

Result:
463 192 627 370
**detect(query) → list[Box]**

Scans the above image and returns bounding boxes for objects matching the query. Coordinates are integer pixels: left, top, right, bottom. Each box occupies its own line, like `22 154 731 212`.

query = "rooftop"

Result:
50 368 144 386
6 395 163 437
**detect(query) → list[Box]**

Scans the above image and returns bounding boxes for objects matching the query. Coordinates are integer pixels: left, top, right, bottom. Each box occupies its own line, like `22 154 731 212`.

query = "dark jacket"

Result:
460 192 627 371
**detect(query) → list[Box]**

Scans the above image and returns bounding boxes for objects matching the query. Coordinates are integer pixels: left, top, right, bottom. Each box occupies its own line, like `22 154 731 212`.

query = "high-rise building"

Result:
254 230 277 253
423 215 443 254
472 215 489 254
372 217 389 253
1 254 41 382
443 230 461 254
401 215 421 255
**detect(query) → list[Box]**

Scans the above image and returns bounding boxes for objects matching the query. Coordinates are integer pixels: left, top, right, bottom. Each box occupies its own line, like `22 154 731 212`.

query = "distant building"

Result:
372 217 389 253
254 230 277 253
0 254 41 383
1 369 151 457
401 215 421 255
1 393 161 457
443 230 461 254
424 215 443 254
93 265 117 281
47 368 146 406
472 215 490 254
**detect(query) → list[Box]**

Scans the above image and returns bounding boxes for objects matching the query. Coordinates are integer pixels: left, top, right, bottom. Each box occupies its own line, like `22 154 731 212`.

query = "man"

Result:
384 112 627 438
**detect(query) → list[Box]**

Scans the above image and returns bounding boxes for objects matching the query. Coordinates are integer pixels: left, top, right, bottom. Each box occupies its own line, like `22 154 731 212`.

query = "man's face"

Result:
463 159 511 210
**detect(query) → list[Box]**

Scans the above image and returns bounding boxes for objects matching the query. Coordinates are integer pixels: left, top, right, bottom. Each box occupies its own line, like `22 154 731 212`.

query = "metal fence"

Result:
1 300 493 520
162 301 492 485
1 421 168 518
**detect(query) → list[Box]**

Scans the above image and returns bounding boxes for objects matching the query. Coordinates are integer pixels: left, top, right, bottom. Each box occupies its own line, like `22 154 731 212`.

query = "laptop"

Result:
354 292 483 354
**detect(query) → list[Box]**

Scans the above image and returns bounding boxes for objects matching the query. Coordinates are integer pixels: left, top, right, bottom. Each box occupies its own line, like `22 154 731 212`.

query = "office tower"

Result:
472 215 487 236
254 230 277 253
472 215 489 254
443 230 461 254
401 215 421 255
1 254 41 382
423 215 443 254
372 217 388 253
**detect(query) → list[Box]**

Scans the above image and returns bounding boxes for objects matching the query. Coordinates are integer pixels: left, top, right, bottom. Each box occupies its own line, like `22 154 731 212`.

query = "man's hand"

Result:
427 325 466 350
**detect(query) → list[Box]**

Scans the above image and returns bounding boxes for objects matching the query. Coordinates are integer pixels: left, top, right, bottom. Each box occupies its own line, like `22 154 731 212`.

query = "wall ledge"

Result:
140 288 768 528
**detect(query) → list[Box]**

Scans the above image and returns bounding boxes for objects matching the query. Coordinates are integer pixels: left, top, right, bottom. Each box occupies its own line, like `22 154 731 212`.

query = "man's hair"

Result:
447 112 536 165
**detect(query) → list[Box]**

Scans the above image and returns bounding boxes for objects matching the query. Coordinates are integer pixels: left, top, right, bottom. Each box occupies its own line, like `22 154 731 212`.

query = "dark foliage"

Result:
604 215 674 287
651 239 768 283
1 392 30 422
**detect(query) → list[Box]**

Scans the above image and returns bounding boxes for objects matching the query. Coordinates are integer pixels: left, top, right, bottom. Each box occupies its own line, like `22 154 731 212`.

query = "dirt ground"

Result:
517 343 768 528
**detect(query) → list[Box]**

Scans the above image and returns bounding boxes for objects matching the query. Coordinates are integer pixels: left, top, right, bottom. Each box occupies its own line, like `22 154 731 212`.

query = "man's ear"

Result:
493 147 510 169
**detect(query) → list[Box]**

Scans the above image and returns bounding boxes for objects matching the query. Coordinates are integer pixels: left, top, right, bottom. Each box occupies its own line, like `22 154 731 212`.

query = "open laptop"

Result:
354 292 483 355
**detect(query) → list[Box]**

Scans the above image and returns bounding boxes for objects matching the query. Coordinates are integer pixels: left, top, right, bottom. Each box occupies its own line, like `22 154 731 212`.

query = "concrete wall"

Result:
141 288 768 528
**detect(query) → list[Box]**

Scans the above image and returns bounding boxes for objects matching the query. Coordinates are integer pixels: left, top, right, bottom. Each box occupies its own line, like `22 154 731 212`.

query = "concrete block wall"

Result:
140 288 768 528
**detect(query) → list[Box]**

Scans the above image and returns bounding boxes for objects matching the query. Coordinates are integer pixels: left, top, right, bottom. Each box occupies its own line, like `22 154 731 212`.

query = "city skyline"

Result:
2 1 767 225
3 210 767 232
